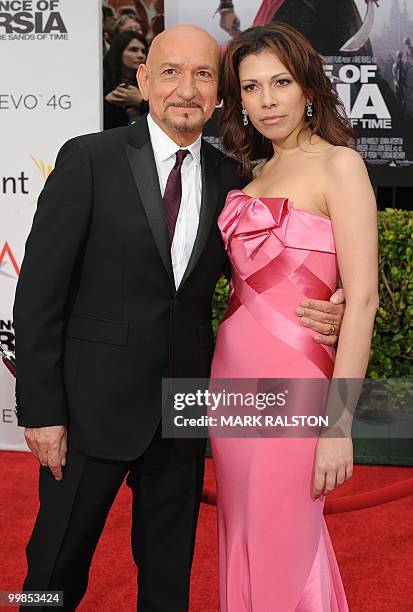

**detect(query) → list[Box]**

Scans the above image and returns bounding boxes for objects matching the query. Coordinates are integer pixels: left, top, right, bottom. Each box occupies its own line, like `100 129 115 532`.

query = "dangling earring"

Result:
306 101 313 118
242 107 249 126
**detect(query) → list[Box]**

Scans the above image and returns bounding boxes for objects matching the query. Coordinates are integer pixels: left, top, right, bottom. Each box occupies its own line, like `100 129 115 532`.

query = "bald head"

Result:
146 24 221 71
137 24 221 145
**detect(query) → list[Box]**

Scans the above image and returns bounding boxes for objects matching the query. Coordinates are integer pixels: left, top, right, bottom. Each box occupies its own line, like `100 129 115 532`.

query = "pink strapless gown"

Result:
210 190 349 611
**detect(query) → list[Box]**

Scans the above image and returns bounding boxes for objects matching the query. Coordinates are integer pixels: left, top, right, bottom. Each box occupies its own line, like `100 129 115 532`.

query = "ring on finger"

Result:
328 323 336 335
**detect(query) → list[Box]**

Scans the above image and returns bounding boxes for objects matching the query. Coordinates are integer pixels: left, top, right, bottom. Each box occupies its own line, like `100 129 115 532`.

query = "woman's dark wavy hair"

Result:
220 22 355 177
103 30 148 93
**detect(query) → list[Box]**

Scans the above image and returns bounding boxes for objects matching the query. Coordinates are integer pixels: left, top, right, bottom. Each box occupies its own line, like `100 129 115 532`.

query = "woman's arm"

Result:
313 146 378 499
326 146 379 379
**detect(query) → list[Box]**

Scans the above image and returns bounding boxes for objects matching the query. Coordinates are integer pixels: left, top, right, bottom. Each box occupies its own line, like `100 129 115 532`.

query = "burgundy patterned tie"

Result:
163 149 190 243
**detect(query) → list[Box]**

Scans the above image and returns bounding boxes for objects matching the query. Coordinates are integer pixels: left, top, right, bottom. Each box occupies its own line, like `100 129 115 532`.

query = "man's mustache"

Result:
166 102 202 109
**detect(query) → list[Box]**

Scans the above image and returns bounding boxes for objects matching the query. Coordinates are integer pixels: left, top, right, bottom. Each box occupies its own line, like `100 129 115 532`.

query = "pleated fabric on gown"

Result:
210 190 349 611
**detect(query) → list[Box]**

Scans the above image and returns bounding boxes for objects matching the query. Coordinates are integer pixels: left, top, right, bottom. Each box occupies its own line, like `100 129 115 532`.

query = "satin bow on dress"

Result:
220 192 290 256
217 190 338 379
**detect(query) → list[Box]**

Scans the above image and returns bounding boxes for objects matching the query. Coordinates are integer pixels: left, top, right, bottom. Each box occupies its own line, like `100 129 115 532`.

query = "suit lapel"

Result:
177 141 220 291
125 118 175 288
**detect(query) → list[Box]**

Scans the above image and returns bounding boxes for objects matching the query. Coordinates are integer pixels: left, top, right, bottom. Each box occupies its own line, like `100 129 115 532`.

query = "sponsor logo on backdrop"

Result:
1 170 29 195
0 319 14 351
0 243 20 279
0 93 72 111
1 405 15 424
0 319 16 425
30 153 53 201
0 0 68 41
1 155 52 202
30 154 52 182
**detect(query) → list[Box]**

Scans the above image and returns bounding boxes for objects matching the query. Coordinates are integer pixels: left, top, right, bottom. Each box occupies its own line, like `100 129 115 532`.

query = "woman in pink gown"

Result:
210 23 378 611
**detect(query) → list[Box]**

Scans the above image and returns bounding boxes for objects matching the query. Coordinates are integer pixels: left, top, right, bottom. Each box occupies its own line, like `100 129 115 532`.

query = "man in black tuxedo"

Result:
13 24 345 611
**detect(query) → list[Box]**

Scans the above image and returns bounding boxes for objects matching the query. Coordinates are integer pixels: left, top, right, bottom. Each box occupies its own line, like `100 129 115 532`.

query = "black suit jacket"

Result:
13 116 243 460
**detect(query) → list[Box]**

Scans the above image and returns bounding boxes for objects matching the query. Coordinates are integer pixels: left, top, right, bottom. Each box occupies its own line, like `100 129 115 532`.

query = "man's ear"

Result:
137 64 149 101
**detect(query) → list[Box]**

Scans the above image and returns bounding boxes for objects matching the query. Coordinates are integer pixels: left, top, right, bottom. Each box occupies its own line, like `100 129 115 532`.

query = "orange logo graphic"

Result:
29 155 53 182
30 154 53 203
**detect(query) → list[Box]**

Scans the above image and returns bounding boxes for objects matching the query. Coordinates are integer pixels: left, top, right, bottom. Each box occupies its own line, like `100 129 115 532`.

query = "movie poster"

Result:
166 0 413 186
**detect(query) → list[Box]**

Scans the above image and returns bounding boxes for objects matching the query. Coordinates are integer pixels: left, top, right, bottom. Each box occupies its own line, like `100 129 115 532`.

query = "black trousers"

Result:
21 424 205 611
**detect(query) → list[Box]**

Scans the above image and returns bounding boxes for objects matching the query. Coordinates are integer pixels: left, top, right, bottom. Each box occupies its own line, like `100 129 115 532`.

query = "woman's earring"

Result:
242 107 249 126
306 101 313 118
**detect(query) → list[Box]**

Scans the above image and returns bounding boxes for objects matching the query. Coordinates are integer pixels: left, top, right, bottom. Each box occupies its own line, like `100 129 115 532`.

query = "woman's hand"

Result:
105 86 128 106
313 437 353 498
105 85 143 107
119 85 144 107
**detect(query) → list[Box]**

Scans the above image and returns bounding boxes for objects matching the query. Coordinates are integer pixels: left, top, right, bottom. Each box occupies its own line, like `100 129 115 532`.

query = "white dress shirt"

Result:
147 114 202 290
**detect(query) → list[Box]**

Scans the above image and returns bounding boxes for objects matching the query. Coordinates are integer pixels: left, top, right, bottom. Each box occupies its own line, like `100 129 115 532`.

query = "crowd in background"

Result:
102 1 164 129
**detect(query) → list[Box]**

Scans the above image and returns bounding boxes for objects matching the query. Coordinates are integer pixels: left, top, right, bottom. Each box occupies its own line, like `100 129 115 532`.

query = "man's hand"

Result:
295 288 345 346
25 425 67 481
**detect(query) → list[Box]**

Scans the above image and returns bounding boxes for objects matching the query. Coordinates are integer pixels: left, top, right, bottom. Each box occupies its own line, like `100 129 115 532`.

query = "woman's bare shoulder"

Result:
324 146 367 179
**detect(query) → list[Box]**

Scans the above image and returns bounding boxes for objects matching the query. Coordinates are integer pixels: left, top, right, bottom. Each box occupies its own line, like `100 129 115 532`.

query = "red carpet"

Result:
1 451 413 611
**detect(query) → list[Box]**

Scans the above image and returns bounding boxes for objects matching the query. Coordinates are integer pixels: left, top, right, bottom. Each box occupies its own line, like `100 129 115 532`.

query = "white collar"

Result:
147 113 202 165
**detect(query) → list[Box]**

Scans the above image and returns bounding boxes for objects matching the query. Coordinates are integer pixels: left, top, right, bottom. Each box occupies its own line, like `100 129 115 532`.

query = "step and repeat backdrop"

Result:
0 0 412 449
0 0 102 450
